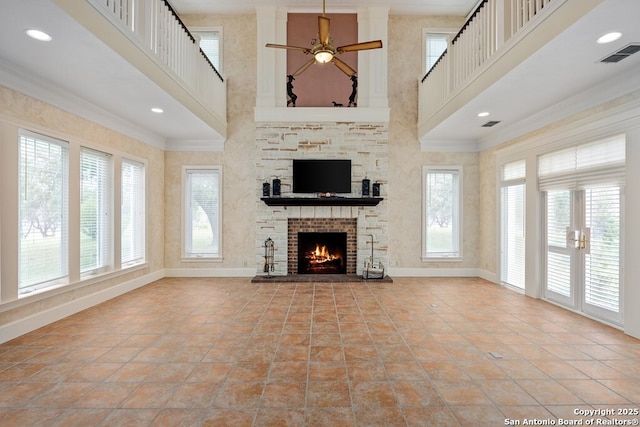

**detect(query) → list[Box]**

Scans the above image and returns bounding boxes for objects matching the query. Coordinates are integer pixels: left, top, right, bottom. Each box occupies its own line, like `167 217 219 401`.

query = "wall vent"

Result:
600 43 640 63
482 120 501 127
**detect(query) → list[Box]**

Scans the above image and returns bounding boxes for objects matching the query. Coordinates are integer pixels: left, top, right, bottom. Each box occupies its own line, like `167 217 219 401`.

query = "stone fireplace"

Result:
288 218 357 275
255 121 389 277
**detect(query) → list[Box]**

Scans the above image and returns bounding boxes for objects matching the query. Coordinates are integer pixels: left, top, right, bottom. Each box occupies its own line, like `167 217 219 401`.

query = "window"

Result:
13 128 147 298
194 30 222 72
184 167 222 258
80 147 113 275
501 160 526 289
121 158 145 266
424 32 449 73
423 167 462 258
18 130 69 293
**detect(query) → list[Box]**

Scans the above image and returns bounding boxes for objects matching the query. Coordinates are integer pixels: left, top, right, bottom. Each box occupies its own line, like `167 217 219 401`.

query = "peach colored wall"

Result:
286 13 358 107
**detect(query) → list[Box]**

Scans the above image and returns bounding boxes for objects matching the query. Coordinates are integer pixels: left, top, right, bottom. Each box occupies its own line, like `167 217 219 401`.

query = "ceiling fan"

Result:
265 0 383 77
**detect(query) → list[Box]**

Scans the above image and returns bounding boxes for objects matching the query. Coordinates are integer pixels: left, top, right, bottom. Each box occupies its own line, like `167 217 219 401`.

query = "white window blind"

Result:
501 159 526 289
502 183 525 289
503 159 526 181
196 31 221 71
80 147 113 274
538 135 625 190
184 168 221 257
18 130 69 292
424 167 461 257
545 190 572 298
425 33 449 72
121 158 145 265
585 186 621 313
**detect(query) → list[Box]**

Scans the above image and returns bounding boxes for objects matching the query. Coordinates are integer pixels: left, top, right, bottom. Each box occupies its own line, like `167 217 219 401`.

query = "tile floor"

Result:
0 277 639 426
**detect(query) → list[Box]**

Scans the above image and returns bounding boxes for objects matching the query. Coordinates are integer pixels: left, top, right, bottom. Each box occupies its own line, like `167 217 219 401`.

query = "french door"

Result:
544 186 623 325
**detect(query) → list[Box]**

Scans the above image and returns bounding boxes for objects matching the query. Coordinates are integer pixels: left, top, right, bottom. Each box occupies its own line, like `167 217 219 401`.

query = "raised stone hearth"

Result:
251 274 393 283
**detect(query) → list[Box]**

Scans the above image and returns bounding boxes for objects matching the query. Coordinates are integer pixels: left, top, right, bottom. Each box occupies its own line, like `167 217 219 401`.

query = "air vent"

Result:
600 43 640 63
482 120 501 127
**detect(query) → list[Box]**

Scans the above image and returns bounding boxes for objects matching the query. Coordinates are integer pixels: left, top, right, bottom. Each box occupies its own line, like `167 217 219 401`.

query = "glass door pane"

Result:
502 183 525 289
545 190 574 306
584 186 622 323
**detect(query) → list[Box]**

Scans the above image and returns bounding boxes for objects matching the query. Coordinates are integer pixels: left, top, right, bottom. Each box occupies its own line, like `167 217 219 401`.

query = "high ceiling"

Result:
0 0 476 150
1 0 639 150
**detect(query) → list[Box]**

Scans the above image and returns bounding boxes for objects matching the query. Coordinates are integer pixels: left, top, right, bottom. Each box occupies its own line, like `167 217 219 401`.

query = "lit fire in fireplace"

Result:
297 232 347 274
306 244 342 267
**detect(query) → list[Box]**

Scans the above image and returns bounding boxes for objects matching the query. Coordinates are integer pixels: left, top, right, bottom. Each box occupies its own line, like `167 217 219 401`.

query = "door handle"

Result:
581 227 590 254
565 227 590 253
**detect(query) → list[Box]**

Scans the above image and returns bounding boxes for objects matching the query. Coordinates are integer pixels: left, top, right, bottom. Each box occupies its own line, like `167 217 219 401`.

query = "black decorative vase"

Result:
362 178 370 197
372 182 380 197
272 178 281 197
262 182 271 197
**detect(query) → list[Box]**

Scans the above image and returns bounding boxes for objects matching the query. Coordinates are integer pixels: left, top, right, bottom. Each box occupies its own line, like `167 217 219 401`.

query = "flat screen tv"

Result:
292 159 351 194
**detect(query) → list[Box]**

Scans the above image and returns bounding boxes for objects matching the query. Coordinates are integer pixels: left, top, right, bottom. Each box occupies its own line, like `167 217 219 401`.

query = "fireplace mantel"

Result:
261 197 383 207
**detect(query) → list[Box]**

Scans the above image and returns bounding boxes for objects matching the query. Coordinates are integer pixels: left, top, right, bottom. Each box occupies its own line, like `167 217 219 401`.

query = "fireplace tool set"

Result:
363 234 385 279
263 237 275 278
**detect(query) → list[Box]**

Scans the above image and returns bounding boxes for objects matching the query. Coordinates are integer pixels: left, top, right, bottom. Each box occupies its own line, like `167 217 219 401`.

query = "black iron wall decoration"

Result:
348 75 358 107
286 75 297 107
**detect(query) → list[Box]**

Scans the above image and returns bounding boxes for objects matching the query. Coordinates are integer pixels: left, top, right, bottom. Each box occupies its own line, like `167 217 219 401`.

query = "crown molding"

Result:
0 59 167 150
420 138 478 152
165 138 225 152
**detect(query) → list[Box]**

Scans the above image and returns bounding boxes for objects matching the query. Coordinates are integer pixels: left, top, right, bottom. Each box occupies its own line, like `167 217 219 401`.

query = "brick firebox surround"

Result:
288 218 357 275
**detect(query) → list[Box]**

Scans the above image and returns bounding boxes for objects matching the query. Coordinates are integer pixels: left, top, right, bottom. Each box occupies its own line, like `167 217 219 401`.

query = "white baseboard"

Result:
478 269 499 284
0 269 164 344
388 267 480 277
164 268 255 278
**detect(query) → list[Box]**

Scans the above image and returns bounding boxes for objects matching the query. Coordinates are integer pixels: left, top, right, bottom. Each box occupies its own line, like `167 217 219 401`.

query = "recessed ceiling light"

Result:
477 111 490 117
26 29 52 42
151 107 164 113
597 32 622 44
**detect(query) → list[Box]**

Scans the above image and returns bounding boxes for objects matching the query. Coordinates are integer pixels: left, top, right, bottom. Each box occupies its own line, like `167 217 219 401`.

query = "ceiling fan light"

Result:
314 50 334 63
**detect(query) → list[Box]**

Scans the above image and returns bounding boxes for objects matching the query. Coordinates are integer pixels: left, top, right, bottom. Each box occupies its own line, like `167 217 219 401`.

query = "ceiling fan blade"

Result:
266 43 311 54
337 40 383 53
293 58 316 76
318 16 330 46
332 57 356 77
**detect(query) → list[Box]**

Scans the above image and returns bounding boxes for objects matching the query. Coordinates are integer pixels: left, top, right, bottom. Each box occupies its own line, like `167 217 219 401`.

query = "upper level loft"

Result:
418 0 640 151
63 0 227 147
1 0 226 151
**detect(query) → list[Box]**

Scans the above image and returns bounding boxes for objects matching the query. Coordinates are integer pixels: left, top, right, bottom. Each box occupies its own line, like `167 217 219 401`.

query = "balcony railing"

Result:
87 0 225 123
419 0 556 129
